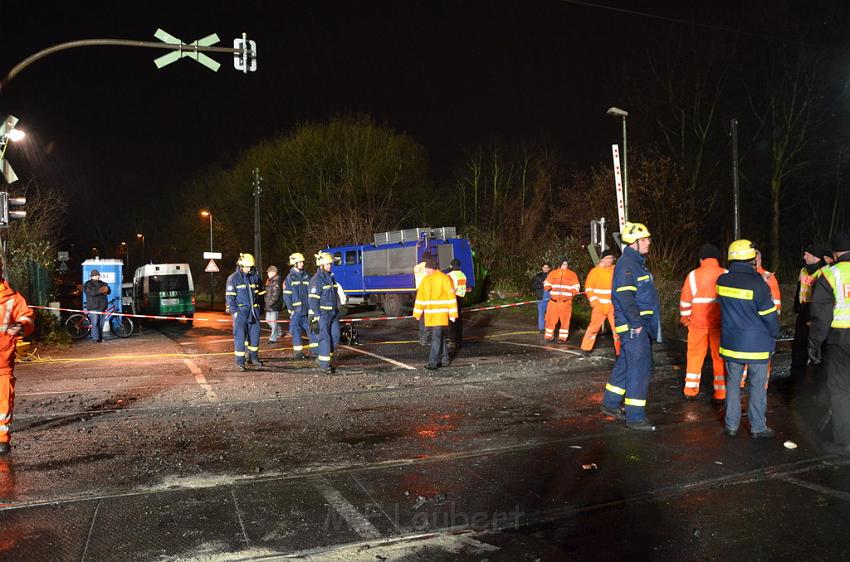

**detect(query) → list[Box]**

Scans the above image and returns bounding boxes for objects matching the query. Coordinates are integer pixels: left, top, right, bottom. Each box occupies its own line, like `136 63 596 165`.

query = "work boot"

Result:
293 353 306 360
751 427 775 439
626 420 657 432
424 364 439 371
320 366 336 375
238 364 248 372
683 394 698 401
0 443 10 455
580 350 591 358
599 405 625 421
724 427 737 437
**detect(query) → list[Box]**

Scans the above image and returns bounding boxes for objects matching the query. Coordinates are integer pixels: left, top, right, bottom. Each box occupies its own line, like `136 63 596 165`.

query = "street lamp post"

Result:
201 210 214 306
606 106 629 223
136 233 145 267
120 241 129 271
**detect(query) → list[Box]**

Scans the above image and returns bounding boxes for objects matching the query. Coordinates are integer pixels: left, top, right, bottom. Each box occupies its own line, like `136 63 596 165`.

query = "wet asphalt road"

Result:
2 306 849 561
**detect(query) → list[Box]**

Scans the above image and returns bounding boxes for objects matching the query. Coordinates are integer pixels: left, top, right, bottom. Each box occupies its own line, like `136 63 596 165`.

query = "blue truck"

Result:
325 227 476 316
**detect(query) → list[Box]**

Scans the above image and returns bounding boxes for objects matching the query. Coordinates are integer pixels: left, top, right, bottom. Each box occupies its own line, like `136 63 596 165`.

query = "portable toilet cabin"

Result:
81 258 124 313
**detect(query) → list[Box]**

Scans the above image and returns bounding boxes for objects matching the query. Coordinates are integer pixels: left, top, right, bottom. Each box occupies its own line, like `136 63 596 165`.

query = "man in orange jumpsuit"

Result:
544 257 580 343
0 266 35 455
680 244 727 401
580 250 620 356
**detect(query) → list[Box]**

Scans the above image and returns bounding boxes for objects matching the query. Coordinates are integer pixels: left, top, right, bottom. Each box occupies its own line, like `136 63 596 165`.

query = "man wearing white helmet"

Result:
225 253 264 371
308 252 341 374
283 252 317 359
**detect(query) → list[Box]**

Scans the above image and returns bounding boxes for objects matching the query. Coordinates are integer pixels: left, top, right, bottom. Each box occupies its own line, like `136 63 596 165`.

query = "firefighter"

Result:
0 265 35 456
680 244 727 402
580 250 620 357
308 252 341 374
808 230 850 456
717 240 779 438
283 252 317 359
600 222 660 431
792 244 829 371
447 259 467 349
413 256 458 371
225 253 264 371
543 257 580 343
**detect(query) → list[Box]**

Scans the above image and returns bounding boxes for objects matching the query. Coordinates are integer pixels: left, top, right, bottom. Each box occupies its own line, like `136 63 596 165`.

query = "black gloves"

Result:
808 344 822 366
310 316 320 335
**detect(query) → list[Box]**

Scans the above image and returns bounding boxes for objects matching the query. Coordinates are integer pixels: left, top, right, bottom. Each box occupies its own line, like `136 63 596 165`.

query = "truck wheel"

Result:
382 294 402 317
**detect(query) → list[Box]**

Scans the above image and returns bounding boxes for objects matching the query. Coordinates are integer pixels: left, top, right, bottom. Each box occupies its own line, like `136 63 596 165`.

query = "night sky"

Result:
1 0 849 250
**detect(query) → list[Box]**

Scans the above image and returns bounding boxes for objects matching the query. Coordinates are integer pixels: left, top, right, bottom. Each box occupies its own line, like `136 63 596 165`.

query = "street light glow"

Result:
136 233 143 239
200 210 210 217
6 129 25 142
606 106 628 117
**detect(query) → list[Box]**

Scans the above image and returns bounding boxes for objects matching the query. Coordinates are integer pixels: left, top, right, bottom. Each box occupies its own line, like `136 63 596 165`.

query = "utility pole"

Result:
731 118 740 239
253 168 262 273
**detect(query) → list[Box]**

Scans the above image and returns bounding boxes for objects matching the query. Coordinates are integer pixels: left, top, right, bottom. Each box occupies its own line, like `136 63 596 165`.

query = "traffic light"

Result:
233 34 257 72
0 192 25 227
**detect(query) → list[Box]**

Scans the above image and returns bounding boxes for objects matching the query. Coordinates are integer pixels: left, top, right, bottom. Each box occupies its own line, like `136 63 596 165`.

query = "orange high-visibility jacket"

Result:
584 265 614 313
413 271 458 327
0 280 34 374
679 258 726 329
544 269 580 302
757 266 782 313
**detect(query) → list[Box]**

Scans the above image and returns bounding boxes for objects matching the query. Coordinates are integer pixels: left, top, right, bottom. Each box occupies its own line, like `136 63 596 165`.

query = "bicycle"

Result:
65 297 134 340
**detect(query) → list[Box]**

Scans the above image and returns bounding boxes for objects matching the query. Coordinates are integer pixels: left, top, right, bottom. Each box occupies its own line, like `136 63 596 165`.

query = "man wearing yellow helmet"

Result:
716 239 779 439
600 221 661 431
225 253 264 371
308 251 341 374
283 252 317 359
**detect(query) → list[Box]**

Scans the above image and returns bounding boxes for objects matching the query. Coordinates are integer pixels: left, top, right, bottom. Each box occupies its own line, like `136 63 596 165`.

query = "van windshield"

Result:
149 275 190 293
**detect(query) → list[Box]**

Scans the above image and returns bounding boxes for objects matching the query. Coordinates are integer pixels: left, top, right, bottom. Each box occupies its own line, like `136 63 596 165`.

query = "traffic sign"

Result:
153 29 221 71
58 251 69 261
203 251 222 259
204 259 220 273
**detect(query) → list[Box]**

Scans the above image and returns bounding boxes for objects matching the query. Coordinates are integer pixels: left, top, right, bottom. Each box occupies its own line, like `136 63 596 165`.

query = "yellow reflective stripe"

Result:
615 324 630 333
606 383 626 395
719 347 770 360
616 286 637 292
293 345 303 351
636 275 650 282
225 292 237 296
322 284 333 289
639 310 654 316
318 355 331 361
292 302 302 306
257 290 266 295
758 306 777 316
236 284 247 288
283 290 293 294
247 345 259 351
716 285 753 300
309 343 318 348
234 351 246 357
320 305 334 310
309 294 321 299
625 398 646 407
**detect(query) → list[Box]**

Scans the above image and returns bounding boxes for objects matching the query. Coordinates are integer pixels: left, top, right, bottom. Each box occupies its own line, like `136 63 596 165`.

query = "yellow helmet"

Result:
728 239 756 261
621 222 651 244
315 252 333 267
289 252 305 265
237 253 255 267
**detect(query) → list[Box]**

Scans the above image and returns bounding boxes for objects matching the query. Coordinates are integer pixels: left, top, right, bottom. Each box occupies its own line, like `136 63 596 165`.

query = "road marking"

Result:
80 500 101 562
498 340 583 357
182 358 219 402
231 488 251 546
311 477 382 539
777 474 850 503
340 345 416 370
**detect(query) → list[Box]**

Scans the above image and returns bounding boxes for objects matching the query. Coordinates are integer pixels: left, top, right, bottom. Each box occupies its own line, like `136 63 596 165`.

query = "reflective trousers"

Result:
0 369 14 444
602 329 652 423
683 327 725 399
580 306 620 354
724 361 768 433
233 313 260 366
544 299 573 341
317 312 341 369
289 311 317 356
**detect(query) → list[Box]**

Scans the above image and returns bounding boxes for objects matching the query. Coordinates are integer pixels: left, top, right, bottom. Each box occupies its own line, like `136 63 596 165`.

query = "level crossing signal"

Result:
0 192 26 227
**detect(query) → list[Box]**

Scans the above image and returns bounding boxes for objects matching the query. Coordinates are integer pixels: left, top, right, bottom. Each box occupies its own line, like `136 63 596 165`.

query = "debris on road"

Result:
582 463 598 470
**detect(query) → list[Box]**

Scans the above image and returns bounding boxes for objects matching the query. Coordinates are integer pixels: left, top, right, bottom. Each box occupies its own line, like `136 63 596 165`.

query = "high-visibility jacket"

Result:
798 266 823 305
716 262 779 364
613 246 661 341
544 268 580 303
413 271 458 327
757 266 782 313
283 267 311 313
225 268 262 320
307 269 339 317
447 269 468 298
0 280 34 374
679 258 726 330
584 264 614 313
820 262 850 329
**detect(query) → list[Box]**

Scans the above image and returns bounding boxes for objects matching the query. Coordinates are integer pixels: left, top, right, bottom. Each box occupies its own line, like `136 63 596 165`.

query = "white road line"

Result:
340 345 416 370
311 477 382 539
777 475 850 503
499 340 583 357
181 358 219 402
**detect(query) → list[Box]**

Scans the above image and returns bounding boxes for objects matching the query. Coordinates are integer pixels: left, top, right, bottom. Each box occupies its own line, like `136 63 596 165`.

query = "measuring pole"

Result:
253 168 262 274
612 145 626 232
731 118 741 239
